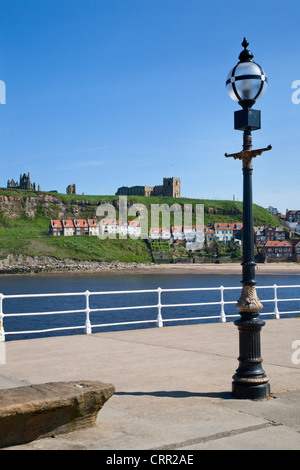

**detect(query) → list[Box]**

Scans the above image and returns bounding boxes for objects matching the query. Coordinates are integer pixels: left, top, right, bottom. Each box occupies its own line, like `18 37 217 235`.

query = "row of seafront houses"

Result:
49 219 243 242
49 219 300 261
49 219 142 238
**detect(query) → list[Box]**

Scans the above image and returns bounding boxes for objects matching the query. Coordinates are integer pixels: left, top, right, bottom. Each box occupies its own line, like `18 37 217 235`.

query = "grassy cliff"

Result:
0 189 279 262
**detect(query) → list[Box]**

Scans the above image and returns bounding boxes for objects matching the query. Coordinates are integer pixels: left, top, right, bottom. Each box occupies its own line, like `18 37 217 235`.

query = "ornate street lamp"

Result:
225 38 271 400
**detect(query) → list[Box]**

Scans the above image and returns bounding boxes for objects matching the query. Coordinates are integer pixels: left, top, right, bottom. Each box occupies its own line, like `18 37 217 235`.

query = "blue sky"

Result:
0 0 299 213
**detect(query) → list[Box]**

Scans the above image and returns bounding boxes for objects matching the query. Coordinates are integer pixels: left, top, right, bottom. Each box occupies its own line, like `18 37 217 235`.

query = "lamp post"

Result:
225 38 271 400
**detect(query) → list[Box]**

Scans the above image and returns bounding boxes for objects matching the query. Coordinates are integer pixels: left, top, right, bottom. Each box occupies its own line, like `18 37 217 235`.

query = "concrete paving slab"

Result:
0 318 299 450
218 390 300 431
5 395 269 450
181 425 300 450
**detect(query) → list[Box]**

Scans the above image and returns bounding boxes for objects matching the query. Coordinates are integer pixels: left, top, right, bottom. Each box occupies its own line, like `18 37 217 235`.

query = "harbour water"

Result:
0 271 299 341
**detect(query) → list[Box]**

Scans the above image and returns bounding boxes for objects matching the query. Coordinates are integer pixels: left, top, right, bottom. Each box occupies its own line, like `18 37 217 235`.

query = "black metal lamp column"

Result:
225 38 271 400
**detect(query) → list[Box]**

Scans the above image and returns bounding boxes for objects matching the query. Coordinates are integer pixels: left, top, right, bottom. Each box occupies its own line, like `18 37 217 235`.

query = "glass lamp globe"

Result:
226 38 267 109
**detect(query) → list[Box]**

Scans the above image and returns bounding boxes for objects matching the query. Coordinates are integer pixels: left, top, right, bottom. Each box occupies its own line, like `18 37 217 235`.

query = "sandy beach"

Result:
127 262 300 276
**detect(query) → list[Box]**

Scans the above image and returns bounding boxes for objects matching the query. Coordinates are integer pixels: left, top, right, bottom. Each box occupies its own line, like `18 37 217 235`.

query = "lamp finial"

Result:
242 37 249 49
239 37 253 62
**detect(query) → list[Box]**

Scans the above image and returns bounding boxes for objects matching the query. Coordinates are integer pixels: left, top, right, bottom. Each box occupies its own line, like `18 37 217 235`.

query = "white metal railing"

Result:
0 284 299 341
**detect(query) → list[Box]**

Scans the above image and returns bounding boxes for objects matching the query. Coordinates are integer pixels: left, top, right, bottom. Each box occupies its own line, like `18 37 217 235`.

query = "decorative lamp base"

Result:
232 284 271 400
232 381 270 400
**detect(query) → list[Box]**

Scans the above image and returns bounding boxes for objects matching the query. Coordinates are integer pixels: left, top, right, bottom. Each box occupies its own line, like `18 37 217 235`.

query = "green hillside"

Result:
0 189 280 262
50 193 279 225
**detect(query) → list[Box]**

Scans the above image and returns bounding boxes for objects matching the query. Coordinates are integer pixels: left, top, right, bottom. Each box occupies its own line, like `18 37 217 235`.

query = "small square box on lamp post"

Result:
225 38 272 400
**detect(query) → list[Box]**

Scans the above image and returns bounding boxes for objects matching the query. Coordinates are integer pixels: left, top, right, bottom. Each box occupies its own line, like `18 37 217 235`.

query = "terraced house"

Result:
171 226 185 241
49 219 98 237
49 220 63 236
292 240 300 262
263 240 293 260
150 227 171 240
254 226 285 245
98 219 141 238
127 220 142 238
74 219 89 236
87 219 99 236
214 223 243 243
99 219 119 236
62 220 75 236
286 209 300 223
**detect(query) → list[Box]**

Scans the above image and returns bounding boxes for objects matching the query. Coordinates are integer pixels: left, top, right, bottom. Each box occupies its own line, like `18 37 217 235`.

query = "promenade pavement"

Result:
0 317 299 450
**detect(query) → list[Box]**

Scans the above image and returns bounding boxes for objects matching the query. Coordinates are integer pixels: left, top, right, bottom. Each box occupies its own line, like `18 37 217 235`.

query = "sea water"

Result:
0 271 299 341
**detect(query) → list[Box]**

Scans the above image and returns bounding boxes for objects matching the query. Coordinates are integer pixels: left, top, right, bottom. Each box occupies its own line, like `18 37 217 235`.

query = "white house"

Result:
88 219 99 236
161 227 171 240
149 227 171 240
118 221 128 237
62 219 75 236
99 219 119 236
150 227 160 240
127 220 141 238
183 225 204 242
171 226 185 241
214 223 234 242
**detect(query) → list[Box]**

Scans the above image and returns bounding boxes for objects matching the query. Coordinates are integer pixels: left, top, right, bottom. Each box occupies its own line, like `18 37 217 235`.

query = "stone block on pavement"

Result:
0 380 115 448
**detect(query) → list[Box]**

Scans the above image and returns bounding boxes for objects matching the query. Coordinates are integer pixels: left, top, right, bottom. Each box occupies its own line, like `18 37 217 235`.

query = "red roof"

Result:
128 221 140 227
100 219 118 225
265 241 292 247
73 219 88 227
214 223 243 230
51 220 62 228
62 220 74 228
88 219 98 227
183 225 204 230
150 227 170 233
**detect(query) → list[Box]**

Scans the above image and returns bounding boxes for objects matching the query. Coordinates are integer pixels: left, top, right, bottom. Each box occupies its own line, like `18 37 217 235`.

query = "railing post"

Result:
0 294 5 342
85 290 92 334
273 284 280 319
157 287 163 327
220 286 226 323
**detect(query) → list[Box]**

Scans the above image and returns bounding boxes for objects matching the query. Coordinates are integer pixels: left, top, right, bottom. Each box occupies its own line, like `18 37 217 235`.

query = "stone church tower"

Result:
162 177 181 198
